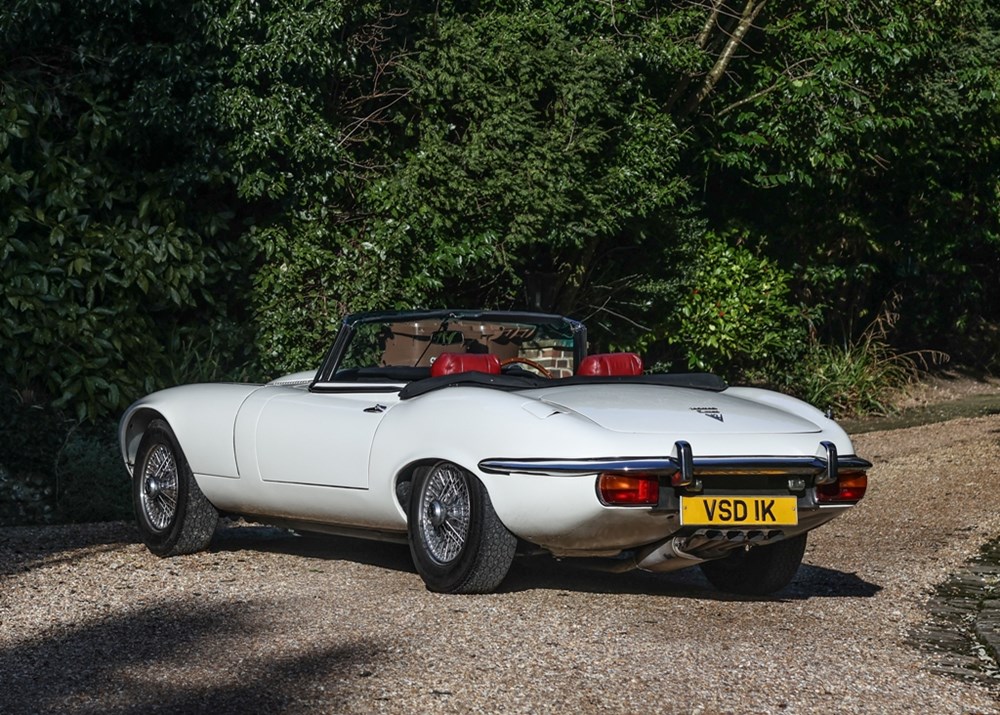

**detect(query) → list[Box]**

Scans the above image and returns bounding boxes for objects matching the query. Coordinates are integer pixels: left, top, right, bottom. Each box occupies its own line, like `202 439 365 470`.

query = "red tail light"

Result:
817 471 868 503
597 473 659 506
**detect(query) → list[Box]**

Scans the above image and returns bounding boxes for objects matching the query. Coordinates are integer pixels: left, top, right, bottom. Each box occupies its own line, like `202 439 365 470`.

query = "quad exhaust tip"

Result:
700 529 783 543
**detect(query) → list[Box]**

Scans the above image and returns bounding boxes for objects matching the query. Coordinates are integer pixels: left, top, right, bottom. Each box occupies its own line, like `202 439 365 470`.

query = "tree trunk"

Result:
669 0 769 118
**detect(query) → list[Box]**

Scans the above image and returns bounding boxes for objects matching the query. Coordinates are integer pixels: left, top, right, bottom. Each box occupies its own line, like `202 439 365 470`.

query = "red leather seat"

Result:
431 352 502 377
576 352 643 376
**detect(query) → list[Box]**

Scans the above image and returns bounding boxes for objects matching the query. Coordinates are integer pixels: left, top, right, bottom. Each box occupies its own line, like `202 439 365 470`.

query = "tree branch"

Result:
717 58 814 116
679 0 768 118
696 0 724 49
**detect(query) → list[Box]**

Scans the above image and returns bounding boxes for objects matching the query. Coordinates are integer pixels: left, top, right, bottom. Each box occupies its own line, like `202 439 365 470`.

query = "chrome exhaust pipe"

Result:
633 536 706 573
573 530 786 575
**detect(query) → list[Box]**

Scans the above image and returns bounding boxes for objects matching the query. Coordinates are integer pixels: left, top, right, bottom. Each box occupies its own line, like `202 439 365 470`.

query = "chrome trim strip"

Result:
840 456 873 469
310 383 404 394
479 453 872 477
479 458 677 476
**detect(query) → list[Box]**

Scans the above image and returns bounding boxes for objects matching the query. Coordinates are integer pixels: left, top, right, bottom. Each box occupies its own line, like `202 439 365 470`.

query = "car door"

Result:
234 385 395 489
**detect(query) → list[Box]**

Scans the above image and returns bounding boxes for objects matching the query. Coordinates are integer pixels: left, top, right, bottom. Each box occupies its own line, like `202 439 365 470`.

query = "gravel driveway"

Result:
2 415 999 714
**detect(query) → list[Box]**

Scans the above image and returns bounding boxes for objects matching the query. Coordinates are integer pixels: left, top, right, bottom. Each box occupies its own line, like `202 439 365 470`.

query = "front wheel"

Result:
699 533 807 595
133 419 219 556
408 462 517 594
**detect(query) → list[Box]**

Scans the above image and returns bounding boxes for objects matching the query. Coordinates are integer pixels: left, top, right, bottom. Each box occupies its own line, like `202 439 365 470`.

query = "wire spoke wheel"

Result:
408 461 517 593
140 444 180 532
417 463 471 564
132 419 218 556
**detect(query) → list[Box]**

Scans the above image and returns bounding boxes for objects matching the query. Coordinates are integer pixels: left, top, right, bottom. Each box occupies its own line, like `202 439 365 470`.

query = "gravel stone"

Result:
2 415 1000 713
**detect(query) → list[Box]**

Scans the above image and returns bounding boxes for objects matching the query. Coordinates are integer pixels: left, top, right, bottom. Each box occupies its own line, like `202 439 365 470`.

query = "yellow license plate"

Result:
680 496 798 526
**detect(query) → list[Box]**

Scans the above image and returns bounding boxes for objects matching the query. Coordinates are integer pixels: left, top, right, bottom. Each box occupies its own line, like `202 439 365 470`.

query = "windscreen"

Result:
338 317 578 376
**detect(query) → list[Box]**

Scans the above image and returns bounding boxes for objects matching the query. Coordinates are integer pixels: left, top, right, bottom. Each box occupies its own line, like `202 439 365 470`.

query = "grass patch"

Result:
789 299 947 417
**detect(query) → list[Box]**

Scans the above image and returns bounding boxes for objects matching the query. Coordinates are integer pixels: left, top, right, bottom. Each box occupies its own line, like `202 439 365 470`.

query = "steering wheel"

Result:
500 357 552 378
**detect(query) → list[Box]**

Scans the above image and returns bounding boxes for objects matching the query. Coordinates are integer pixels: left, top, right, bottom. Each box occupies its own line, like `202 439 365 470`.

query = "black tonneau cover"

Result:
398 372 728 400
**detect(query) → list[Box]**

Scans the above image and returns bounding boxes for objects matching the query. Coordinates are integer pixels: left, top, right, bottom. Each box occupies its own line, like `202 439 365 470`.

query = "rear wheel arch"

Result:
393 459 443 516
394 457 495 516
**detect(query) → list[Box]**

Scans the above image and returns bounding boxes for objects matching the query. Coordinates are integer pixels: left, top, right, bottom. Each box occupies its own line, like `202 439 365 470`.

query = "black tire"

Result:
133 419 219 556
699 533 807 596
407 461 517 594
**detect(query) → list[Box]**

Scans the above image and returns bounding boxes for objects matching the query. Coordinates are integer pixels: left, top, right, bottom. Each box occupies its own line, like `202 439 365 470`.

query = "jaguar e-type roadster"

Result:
120 309 870 595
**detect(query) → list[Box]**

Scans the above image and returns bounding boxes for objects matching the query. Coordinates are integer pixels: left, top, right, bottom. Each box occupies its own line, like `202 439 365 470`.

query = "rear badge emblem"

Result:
691 406 724 423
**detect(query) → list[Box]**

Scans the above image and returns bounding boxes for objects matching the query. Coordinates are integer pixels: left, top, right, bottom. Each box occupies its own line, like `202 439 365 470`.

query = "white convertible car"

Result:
120 309 870 594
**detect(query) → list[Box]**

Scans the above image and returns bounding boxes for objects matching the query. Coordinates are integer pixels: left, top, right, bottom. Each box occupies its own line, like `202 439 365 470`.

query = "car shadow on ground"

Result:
0 597 382 715
502 554 882 601
211 523 417 573
211 524 882 602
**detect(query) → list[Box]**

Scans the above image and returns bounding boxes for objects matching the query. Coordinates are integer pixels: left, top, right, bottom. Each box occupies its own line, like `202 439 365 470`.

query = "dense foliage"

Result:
699 0 1000 358
1 0 249 422
1 0 998 523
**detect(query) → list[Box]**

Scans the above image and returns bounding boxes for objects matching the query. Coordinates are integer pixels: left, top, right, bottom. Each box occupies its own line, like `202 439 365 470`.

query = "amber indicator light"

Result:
598 473 659 506
817 471 868 503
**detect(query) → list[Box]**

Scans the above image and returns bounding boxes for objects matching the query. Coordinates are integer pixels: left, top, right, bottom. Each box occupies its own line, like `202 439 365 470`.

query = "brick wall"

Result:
522 345 575 378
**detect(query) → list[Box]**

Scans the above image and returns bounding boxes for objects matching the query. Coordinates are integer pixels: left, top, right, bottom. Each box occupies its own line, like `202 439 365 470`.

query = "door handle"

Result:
363 404 387 413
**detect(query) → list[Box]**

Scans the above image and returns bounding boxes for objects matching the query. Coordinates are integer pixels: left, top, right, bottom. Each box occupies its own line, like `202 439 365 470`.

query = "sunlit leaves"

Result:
361 6 692 314
694 0 1000 355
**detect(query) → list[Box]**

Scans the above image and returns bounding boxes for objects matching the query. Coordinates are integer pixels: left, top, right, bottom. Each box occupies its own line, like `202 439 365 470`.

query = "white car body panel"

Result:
235 385 387 489
364 384 854 552
529 383 822 434
121 383 261 480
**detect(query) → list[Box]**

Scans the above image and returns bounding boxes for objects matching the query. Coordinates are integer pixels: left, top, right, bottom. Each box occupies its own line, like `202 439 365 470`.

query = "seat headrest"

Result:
430 352 502 377
576 352 643 377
